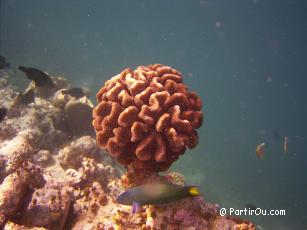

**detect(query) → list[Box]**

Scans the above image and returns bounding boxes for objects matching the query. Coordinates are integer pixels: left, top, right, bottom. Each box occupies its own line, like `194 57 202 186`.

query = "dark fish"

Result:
14 87 35 105
62 88 85 99
18 66 55 88
0 55 10 69
245 203 257 210
0 107 8 122
116 183 201 213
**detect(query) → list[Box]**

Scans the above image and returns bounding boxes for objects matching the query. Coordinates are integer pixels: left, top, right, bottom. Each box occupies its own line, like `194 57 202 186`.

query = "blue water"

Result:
1 1 306 229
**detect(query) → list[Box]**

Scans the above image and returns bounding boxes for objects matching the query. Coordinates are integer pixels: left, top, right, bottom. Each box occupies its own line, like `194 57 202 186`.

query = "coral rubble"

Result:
0 68 255 229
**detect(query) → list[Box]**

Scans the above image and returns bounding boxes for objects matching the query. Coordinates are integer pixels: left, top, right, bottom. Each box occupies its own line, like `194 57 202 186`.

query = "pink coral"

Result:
93 64 203 172
174 209 195 226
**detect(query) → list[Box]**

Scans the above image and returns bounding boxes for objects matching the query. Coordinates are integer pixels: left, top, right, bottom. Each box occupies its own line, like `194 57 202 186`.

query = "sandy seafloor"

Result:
1 0 307 229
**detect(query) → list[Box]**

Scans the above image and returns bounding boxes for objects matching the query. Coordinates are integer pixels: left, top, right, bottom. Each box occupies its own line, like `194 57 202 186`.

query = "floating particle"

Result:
266 76 273 83
215 21 222 28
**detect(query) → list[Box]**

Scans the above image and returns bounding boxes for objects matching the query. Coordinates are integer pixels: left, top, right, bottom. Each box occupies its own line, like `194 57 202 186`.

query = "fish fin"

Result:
131 202 142 214
188 186 200 196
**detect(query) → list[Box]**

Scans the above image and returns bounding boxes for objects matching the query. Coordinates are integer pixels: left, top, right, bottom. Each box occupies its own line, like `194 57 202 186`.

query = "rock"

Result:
64 169 83 186
52 89 72 110
64 98 94 137
0 161 44 229
0 170 31 228
0 136 34 179
64 157 118 190
33 150 53 166
58 136 100 170
53 89 94 137
17 180 72 229
4 221 46 230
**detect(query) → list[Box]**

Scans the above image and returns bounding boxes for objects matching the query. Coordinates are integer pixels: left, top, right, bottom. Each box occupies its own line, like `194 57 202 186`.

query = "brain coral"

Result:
93 64 203 172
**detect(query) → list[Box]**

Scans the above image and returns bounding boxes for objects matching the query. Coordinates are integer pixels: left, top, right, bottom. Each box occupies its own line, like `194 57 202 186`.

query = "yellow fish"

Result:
116 183 201 213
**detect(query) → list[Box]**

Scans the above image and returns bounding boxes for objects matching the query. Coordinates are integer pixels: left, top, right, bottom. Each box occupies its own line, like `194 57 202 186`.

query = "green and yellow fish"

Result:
116 183 201 213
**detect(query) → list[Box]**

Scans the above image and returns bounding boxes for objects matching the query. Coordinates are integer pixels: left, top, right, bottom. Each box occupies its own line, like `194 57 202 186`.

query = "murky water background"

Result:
1 1 306 229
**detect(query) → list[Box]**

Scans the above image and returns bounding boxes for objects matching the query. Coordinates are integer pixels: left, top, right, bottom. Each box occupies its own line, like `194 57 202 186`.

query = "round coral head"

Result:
93 64 203 172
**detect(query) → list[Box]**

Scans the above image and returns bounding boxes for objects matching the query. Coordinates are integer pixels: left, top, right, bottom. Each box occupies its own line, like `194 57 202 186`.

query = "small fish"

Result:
116 183 201 214
0 55 10 69
284 136 288 154
0 107 8 122
18 66 55 88
245 203 257 210
256 142 266 159
14 87 35 106
62 88 85 99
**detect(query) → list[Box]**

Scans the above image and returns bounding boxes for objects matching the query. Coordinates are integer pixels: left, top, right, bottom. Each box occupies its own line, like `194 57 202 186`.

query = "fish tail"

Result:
186 186 201 196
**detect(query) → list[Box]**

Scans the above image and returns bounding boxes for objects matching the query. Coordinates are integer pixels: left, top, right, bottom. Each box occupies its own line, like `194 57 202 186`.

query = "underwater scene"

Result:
0 0 306 229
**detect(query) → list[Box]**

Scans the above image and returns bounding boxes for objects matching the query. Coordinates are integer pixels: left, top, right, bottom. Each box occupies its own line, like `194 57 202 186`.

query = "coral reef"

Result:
93 64 203 172
0 70 102 228
145 196 217 229
69 172 255 230
15 177 72 229
0 68 255 229
0 72 94 157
